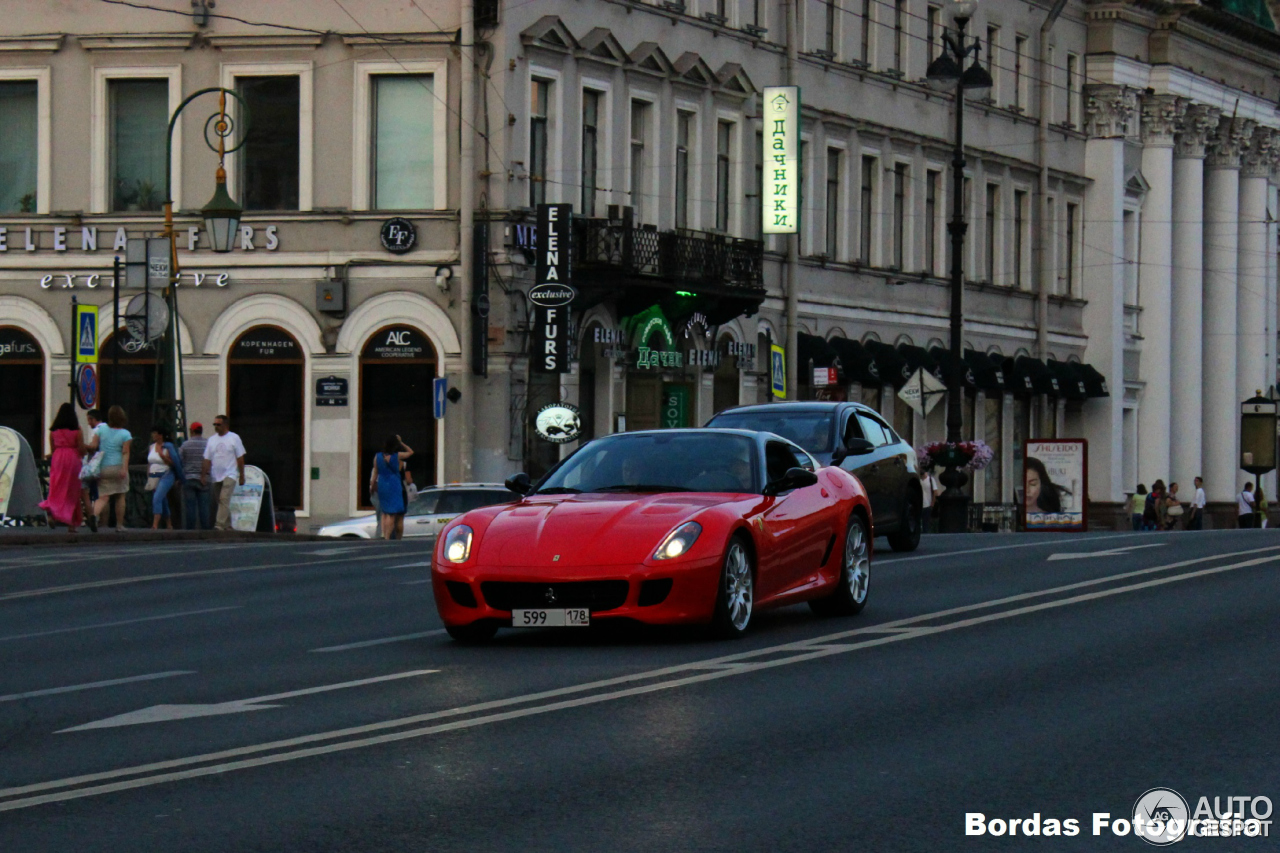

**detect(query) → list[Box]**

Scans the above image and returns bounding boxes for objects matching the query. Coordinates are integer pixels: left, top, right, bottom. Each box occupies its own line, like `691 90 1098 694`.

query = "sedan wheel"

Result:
710 537 754 638
810 514 871 617
886 493 922 552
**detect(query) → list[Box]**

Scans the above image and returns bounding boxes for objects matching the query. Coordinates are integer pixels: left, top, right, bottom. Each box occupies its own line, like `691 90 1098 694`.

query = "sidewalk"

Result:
0 528 325 547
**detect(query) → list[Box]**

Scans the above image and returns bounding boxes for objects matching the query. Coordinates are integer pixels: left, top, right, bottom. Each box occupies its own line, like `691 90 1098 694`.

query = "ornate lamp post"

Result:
152 89 248 439
926 0 992 533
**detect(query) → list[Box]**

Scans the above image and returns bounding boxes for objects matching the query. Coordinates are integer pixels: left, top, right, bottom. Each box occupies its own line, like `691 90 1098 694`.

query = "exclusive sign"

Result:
532 203 573 373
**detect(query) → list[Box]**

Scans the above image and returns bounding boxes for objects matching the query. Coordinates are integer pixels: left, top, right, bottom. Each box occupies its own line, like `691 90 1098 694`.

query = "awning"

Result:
797 333 837 370
827 337 884 386
863 340 912 387
929 346 979 390
897 344 942 381
962 350 1006 393
1012 356 1059 395
1075 362 1110 397
1046 360 1088 400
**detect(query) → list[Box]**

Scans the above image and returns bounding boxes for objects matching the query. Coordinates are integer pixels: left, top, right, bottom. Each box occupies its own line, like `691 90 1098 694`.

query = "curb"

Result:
0 530 328 547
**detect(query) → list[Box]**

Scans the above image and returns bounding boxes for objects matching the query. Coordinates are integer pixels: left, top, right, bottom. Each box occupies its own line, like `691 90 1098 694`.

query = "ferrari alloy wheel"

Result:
810 514 871 617
711 537 754 638
446 621 499 643
886 491 922 552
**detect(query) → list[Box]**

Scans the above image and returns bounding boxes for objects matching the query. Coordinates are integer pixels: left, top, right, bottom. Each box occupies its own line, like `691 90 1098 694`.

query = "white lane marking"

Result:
0 607 242 643
0 671 195 704
883 530 1175 564
309 631 447 652
306 547 369 556
5 544 1277 809
58 669 438 732
401 579 432 585
0 550 415 603
385 561 432 569
1047 543 1167 561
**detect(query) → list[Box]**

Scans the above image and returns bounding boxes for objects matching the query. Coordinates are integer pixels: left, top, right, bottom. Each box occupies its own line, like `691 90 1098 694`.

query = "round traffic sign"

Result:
76 363 98 409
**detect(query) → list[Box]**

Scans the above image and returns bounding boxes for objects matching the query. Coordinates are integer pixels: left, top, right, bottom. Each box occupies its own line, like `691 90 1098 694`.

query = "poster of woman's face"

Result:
1023 440 1087 531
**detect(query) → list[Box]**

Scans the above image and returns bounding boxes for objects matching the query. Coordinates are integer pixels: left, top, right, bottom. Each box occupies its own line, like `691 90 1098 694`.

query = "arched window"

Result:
0 327 43 452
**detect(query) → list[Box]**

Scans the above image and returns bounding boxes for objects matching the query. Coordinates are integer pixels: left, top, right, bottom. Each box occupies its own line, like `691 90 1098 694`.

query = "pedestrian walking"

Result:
1144 480 1166 531
39 403 87 531
1164 482 1184 530
146 427 184 529
1188 477 1206 530
1129 484 1147 531
179 422 211 530
1255 485 1268 529
79 408 103 532
371 435 413 540
202 414 245 531
1238 482 1256 529
919 468 941 534
90 405 132 531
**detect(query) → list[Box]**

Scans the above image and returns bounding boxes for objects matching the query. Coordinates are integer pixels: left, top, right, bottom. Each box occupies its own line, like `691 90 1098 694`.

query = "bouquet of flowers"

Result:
917 440 994 473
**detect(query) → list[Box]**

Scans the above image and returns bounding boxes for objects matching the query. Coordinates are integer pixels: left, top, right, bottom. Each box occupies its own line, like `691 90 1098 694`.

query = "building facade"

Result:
0 0 1277 525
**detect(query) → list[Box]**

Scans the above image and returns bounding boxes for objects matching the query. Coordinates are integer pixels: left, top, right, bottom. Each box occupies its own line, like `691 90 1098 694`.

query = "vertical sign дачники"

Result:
762 86 800 235
531 203 575 373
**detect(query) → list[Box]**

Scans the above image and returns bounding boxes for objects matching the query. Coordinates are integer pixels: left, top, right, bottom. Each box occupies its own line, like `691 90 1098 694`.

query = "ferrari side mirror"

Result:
505 472 532 495
763 467 819 497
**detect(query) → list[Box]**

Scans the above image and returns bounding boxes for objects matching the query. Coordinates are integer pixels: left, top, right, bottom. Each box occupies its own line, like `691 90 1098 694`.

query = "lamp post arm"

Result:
164 86 251 208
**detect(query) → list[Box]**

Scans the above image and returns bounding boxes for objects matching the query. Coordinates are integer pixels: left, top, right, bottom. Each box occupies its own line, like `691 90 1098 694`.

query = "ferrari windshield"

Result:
707 410 836 454
536 432 759 494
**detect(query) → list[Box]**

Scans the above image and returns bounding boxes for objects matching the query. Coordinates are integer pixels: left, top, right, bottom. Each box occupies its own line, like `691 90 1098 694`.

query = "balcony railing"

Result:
572 218 764 291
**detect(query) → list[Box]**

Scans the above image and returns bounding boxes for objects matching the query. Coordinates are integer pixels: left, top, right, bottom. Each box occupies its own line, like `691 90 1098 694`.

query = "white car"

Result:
316 483 514 539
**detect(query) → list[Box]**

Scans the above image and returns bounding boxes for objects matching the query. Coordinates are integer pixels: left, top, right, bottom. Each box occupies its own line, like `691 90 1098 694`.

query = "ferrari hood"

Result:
475 492 740 566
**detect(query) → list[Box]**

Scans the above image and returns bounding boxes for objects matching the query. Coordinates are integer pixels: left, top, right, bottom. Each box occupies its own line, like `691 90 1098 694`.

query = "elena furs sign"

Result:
762 86 800 235
531 203 575 373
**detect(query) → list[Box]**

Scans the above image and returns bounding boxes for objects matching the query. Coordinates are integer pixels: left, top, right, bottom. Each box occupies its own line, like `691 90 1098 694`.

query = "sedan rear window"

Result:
707 411 835 454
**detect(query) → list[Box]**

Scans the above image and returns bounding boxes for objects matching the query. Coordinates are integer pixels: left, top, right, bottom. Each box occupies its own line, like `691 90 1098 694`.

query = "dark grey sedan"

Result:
706 402 922 551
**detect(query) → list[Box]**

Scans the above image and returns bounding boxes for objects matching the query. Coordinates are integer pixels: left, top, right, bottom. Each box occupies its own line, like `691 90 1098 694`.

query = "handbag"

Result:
79 451 103 481
1167 504 1184 517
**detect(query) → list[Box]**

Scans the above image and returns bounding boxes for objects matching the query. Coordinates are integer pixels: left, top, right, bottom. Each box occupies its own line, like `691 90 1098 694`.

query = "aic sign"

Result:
532 203 574 373
762 86 800 234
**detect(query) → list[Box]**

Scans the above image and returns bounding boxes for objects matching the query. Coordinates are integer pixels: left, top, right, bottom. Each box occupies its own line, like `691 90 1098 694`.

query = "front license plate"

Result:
511 608 590 627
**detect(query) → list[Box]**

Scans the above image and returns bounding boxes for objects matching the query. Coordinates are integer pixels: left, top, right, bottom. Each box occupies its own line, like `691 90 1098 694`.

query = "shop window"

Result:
229 326 304 508
675 110 693 229
581 90 600 216
530 79 550 208
372 75 434 210
237 76 300 211
109 79 167 212
0 82 38 213
984 394 1004 501
825 148 841 259
716 120 732 232
630 100 650 221
98 333 157 465
713 335 740 414
360 325 437 508
859 155 875 263
0 327 43 453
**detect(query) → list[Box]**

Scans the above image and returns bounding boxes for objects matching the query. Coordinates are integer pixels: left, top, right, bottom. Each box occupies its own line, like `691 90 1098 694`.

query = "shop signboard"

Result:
762 86 800 234
232 326 300 360
315 376 348 407
1022 439 1088 532
229 465 272 532
365 326 431 360
535 402 582 443
532 203 574 374
380 218 417 254
812 366 836 387
661 385 690 429
898 367 946 417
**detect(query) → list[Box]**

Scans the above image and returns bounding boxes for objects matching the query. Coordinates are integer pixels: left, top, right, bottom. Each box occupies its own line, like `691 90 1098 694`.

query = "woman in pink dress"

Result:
40 403 87 530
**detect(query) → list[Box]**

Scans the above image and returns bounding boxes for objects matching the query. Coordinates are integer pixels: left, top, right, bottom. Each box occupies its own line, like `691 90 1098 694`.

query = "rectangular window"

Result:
530 79 550 207
894 0 906 73
1066 202 1078 294
371 76 434 210
986 26 1000 102
109 79 168 212
860 155 875 263
1014 189 1027 287
676 110 693 229
985 183 998 284
749 130 763 239
893 163 907 269
1014 36 1026 111
581 90 600 216
925 169 939 275
927 5 941 58
716 120 732 232
753 0 764 28
1123 209 1138 305
630 100 648 221
236 76 300 211
0 81 38 213
1066 54 1081 128
826 0 837 56
826 148 841 258
861 0 873 65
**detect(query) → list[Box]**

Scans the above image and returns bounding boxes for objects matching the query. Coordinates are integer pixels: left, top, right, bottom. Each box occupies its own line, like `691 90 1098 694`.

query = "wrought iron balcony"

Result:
572 218 764 293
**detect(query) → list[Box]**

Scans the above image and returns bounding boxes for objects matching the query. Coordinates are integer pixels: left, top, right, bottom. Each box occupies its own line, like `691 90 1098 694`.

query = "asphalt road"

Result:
0 530 1277 851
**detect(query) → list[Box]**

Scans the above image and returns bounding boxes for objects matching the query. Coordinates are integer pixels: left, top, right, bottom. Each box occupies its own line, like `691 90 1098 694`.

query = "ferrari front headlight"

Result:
653 521 702 560
443 525 474 563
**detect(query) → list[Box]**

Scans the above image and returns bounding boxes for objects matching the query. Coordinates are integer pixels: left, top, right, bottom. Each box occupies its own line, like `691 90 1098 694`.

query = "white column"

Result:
1238 131 1273 412
1203 118 1254 502
1081 85 1137 502
1136 95 1183 486
1269 180 1279 500
1170 105 1219 493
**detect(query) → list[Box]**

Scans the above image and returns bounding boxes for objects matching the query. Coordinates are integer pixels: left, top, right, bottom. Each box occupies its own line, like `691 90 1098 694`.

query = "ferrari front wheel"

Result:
710 536 754 639
810 514 871 617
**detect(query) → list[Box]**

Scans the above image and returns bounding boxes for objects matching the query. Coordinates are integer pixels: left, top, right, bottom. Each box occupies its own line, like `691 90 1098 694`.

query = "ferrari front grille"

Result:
480 580 629 612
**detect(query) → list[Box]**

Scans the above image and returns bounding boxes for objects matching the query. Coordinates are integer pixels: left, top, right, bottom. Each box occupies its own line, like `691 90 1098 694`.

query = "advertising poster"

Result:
229 465 268 532
1023 439 1088 532
0 428 18 519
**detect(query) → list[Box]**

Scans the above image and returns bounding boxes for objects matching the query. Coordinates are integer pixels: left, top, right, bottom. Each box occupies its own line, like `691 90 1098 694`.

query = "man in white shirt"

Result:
1189 476 1206 530
201 414 246 531
920 469 941 534
1237 482 1256 529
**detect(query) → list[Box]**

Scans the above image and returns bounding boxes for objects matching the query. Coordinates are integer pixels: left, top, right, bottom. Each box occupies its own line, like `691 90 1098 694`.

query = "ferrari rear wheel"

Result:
810 514 871 617
710 536 754 638
446 621 499 643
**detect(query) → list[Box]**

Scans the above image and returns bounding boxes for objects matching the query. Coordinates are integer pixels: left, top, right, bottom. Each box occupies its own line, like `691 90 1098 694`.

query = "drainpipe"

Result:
459 4 476 479
784 0 799 400
1036 0 1068 360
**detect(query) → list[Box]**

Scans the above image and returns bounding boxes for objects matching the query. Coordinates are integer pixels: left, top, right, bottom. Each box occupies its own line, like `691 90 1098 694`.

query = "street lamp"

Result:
926 0 992 533
200 167 242 254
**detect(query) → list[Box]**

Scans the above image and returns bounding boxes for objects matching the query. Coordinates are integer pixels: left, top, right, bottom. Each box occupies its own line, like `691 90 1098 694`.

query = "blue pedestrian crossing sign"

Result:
433 377 448 419
74 305 98 364
770 344 786 399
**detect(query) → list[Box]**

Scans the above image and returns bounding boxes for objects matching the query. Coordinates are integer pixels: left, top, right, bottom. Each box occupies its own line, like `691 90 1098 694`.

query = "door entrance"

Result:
98 333 157 464
0 327 43 453
359 325 437 509
228 326 304 508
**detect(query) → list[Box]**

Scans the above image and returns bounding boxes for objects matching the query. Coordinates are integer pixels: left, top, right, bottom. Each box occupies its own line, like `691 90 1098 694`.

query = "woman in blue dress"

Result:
372 435 414 540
